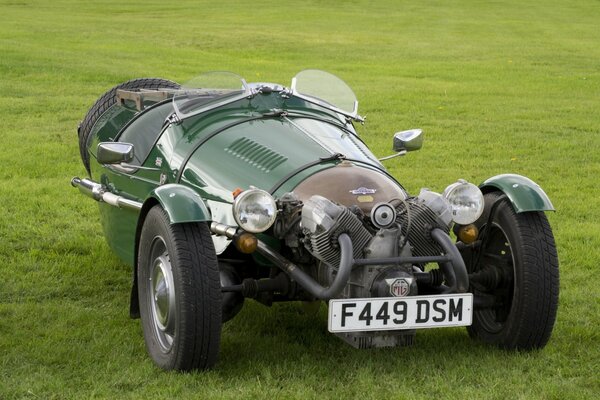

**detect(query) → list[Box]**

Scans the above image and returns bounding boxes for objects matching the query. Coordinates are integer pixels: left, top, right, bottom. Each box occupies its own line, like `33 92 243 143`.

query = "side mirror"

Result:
393 129 423 152
97 142 134 164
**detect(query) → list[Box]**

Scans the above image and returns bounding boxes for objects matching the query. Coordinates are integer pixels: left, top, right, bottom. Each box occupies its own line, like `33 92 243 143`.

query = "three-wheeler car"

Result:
72 70 559 371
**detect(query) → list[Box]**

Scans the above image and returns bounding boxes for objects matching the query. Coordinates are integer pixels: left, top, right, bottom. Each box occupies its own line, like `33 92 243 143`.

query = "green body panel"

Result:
180 118 330 194
97 202 138 266
150 184 211 223
479 173 554 212
87 90 393 265
93 164 160 265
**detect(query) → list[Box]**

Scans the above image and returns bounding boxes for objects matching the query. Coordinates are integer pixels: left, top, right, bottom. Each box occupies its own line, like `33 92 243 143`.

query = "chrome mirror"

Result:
393 129 423 152
97 142 134 164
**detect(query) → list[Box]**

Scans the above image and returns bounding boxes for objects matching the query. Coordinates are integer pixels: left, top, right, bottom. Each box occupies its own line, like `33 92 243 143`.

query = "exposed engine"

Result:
395 189 452 258
275 189 453 348
301 196 372 271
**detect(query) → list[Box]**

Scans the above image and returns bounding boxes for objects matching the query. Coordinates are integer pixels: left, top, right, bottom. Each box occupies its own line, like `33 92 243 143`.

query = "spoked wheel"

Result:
467 192 559 349
138 205 222 371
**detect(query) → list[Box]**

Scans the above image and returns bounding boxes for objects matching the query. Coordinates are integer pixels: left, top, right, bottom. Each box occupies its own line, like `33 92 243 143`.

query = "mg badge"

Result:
349 187 377 195
390 278 410 297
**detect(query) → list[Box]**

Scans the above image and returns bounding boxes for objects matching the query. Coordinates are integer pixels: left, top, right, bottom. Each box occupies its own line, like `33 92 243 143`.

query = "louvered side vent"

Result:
225 138 287 172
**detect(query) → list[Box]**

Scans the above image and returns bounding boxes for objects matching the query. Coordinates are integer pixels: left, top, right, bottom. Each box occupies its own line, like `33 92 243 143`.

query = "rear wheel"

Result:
138 205 222 370
467 192 559 349
78 78 180 174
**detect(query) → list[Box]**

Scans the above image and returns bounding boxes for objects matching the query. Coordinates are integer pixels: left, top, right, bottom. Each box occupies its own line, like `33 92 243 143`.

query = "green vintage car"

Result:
72 70 559 371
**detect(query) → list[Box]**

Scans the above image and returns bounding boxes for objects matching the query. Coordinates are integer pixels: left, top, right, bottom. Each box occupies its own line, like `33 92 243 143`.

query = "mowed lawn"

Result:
1 0 599 398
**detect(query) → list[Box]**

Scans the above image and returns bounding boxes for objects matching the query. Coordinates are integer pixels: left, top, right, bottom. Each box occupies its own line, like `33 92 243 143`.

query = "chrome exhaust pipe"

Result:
71 177 103 200
71 177 142 211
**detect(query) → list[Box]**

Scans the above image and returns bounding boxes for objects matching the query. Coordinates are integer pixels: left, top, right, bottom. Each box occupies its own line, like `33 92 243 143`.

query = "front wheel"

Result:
138 205 222 370
467 192 559 349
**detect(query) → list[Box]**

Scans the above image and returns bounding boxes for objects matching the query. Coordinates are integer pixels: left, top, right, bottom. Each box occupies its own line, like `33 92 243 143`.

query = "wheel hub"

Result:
149 253 176 350
474 223 515 332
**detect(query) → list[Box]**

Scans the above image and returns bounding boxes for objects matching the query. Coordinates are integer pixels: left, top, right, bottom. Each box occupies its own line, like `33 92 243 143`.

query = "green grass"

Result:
1 0 599 398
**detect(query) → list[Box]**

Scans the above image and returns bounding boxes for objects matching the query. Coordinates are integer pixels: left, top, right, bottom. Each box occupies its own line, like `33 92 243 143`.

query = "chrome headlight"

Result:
232 189 277 233
443 180 484 225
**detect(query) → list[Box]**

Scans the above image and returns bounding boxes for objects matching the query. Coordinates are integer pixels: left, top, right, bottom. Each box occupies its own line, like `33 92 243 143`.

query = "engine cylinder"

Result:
396 197 450 257
302 195 372 269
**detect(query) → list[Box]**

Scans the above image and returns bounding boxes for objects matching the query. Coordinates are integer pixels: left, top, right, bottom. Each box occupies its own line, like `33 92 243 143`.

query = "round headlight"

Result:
232 189 277 233
443 180 484 225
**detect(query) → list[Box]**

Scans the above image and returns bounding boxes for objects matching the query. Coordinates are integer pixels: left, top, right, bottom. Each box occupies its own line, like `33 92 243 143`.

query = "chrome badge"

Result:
390 278 411 297
349 187 377 195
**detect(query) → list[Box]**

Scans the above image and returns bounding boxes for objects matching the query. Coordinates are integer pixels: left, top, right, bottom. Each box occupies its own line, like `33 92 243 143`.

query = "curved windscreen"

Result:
173 71 250 119
291 69 359 119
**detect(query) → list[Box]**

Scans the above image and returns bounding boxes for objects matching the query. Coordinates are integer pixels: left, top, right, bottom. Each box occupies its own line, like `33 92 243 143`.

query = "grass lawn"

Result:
1 0 599 398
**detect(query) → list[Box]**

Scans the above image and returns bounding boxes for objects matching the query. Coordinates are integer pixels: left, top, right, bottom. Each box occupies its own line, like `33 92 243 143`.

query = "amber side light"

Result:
232 188 244 199
235 232 258 254
457 224 479 244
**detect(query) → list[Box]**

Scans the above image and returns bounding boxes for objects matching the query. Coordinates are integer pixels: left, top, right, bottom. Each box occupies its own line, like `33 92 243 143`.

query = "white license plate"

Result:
328 294 473 333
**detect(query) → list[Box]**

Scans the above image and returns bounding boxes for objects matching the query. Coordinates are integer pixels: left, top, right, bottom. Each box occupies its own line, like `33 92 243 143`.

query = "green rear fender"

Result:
149 184 211 223
479 174 554 213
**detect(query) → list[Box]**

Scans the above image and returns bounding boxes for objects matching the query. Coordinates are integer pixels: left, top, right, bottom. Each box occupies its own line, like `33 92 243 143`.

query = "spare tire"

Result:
78 78 180 175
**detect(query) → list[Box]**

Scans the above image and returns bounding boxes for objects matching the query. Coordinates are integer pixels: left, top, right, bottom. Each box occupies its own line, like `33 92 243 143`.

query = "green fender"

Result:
150 184 211 223
129 184 211 318
479 174 554 213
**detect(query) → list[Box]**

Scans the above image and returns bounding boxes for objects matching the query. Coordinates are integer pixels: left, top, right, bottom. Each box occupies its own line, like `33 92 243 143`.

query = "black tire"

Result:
78 78 180 175
467 191 559 349
137 205 222 371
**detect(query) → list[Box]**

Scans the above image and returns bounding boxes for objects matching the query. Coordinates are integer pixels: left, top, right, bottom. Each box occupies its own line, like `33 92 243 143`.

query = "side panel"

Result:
98 202 138 266
479 174 554 212
90 104 178 265
92 164 161 268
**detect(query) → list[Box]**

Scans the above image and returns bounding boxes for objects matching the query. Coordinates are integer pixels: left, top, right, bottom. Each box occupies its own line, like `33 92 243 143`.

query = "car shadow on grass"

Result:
213 300 529 381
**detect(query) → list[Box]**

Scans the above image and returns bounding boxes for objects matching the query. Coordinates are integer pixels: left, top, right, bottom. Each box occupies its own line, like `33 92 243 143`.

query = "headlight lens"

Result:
443 180 484 225
232 189 277 233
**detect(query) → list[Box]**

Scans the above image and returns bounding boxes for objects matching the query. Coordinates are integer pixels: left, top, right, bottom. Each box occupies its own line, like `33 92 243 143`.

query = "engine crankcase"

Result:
337 225 418 349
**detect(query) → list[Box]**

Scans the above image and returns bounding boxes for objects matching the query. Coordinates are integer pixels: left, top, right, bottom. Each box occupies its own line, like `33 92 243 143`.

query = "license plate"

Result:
328 294 473 333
